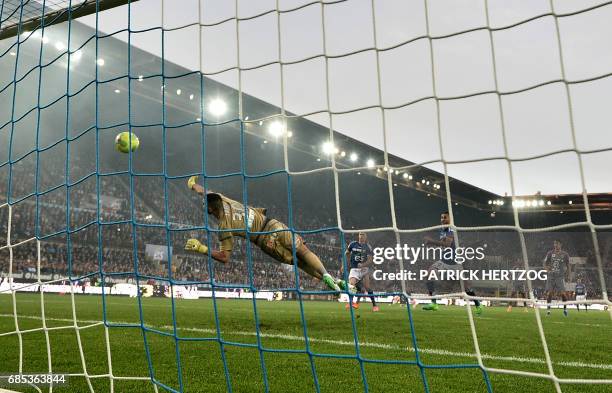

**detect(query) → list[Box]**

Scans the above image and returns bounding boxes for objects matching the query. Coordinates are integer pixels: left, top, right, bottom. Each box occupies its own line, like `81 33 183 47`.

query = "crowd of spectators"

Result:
1 159 611 297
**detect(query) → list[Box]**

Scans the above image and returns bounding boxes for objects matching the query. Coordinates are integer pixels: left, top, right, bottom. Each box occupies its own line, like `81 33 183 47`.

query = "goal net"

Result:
0 0 611 392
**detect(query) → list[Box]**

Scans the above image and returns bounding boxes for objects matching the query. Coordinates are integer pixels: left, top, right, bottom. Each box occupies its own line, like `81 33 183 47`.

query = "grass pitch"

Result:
0 293 610 393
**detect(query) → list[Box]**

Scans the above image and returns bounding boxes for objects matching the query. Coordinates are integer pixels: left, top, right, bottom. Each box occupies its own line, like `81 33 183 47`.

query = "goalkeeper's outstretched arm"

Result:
184 238 230 264
188 175 205 195
185 176 231 264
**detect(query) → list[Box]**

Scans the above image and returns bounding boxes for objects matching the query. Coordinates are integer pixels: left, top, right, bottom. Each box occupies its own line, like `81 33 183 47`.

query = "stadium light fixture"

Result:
287 131 293 138
322 141 336 155
189 94 194 100
568 200 573 205
547 201 552 205
10 52 16 56
350 152 358 162
96 58 105 66
340 151 346 157
269 121 284 137
402 173 408 179
366 159 375 168
196 118 202 122
176 89 182 96
138 75 144 81
71 50 83 62
208 98 227 117
55 41 64 50
114 89 120 94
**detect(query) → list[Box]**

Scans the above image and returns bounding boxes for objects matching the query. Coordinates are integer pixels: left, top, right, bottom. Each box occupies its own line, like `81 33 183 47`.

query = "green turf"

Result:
0 294 610 393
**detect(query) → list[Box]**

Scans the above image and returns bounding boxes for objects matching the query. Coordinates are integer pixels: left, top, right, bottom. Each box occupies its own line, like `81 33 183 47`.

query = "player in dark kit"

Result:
574 278 588 312
543 240 570 316
183 176 346 292
342 232 379 312
422 211 482 315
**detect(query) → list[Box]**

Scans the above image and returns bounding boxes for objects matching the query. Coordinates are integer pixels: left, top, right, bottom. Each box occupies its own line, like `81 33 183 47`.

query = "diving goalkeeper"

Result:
183 176 345 292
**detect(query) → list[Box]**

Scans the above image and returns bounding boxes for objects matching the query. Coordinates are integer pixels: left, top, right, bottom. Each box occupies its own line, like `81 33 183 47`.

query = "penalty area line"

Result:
1 313 611 371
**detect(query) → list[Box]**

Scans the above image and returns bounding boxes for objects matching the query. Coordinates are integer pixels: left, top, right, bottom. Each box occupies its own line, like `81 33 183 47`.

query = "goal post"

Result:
0 0 611 392
0 0 139 40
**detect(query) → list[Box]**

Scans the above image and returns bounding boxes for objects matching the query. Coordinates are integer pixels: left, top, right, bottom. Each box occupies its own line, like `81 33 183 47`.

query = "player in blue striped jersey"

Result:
342 232 379 312
422 211 482 315
574 278 588 312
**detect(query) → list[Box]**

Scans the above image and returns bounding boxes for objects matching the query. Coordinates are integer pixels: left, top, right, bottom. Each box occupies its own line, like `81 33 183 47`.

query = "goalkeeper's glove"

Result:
187 175 198 190
184 238 208 254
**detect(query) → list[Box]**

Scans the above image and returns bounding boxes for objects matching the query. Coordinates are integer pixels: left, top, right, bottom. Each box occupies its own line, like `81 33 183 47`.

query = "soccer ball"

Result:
115 131 139 153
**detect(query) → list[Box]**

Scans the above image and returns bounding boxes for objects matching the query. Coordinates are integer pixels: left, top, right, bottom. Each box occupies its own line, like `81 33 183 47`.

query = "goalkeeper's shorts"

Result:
256 219 304 265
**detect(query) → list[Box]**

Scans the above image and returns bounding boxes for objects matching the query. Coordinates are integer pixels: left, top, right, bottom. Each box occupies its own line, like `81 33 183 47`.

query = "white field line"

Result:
1 314 611 371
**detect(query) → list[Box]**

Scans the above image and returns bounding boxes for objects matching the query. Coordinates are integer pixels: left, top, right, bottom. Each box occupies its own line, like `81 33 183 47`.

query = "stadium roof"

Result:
1 12 611 217
68 0 612 197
